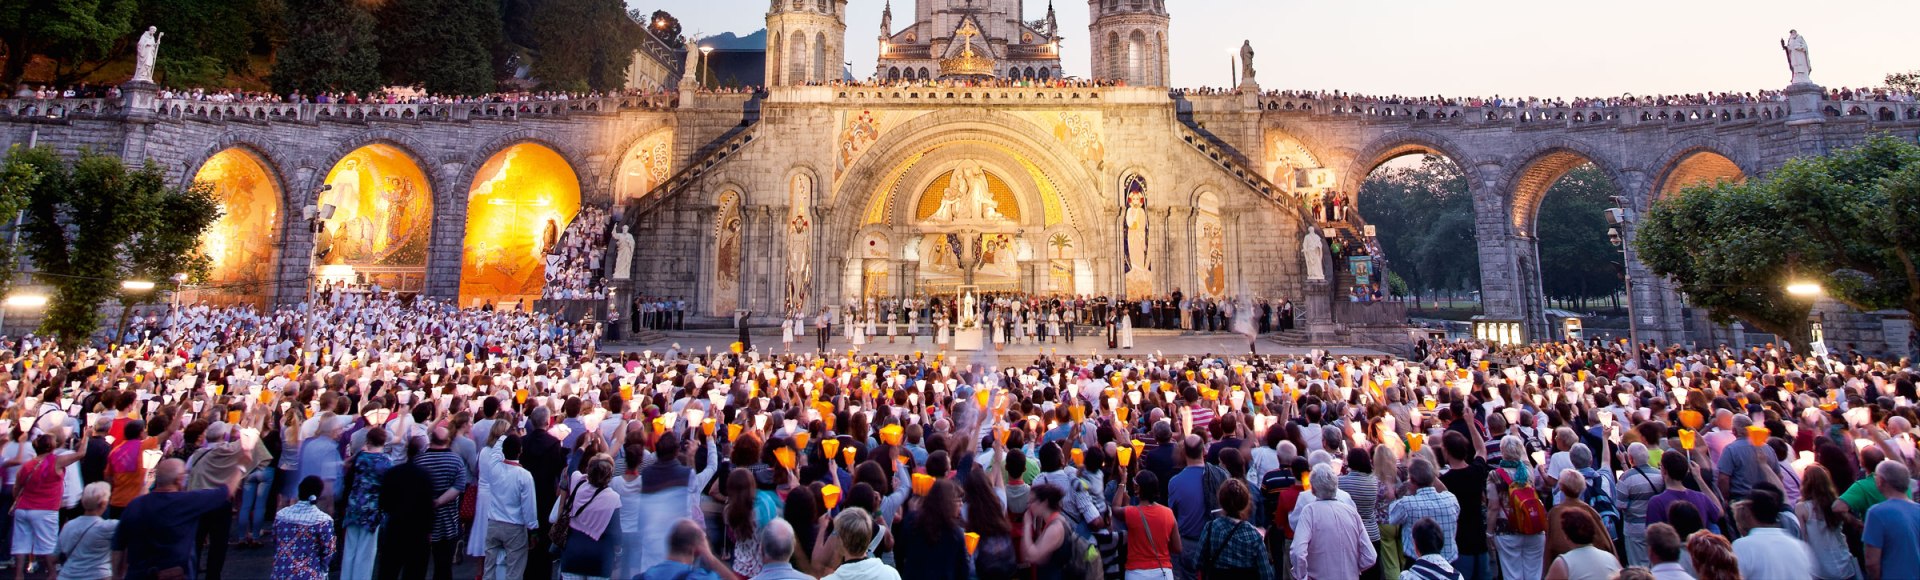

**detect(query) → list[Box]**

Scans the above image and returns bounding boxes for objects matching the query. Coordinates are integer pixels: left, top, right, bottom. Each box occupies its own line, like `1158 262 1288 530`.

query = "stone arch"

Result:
187 142 291 307
1505 137 1628 236
458 141 585 307
1652 144 1749 201
890 151 1046 227
1126 30 1147 82
1106 32 1122 80
455 129 599 205
828 108 1112 297
813 31 828 83
789 31 810 84
1341 130 1482 193
315 138 440 295
711 188 745 316
1190 188 1228 298
608 126 676 207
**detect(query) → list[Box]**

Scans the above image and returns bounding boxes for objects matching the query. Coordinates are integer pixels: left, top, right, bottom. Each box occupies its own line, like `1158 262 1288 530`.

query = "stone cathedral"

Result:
3 0 1916 351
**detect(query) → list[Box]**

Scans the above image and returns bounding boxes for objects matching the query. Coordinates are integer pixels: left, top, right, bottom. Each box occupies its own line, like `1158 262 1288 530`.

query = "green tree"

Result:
1535 164 1624 310
139 0 259 85
0 151 40 298
114 180 218 336
1888 70 1920 94
1357 155 1481 308
269 0 379 96
0 0 138 85
9 147 217 348
528 0 639 91
1635 178 1814 350
1633 136 1920 350
376 0 499 95
1764 135 1920 320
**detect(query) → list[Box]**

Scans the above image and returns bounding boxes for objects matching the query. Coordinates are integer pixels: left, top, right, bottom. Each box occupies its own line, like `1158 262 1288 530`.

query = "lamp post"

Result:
116 280 155 343
1787 281 1826 356
0 293 47 337
303 185 335 303
1605 201 1638 348
700 45 714 88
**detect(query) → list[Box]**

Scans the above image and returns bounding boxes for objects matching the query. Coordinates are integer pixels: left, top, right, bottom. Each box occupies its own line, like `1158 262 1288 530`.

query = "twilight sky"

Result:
655 0 1917 96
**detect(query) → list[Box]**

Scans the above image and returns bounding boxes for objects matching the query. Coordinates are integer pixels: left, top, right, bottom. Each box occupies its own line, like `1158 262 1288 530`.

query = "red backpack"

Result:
1497 468 1548 535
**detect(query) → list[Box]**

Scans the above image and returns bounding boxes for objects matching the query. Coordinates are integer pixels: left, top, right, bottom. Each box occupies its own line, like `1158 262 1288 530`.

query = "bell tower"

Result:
766 0 849 86
1086 0 1169 86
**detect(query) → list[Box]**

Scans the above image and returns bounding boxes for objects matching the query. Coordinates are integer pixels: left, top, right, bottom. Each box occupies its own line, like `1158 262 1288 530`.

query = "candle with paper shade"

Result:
1117 446 1132 467
843 447 857 466
1680 410 1704 430
823 439 841 459
728 423 743 442
911 473 934 496
880 424 903 446
794 432 810 451
965 532 980 555
1746 425 1771 446
1679 429 1696 450
1071 448 1084 467
822 484 842 509
774 447 796 470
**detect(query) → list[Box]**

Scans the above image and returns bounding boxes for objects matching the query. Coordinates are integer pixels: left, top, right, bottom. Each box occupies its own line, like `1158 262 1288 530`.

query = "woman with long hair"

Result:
896 478 969 580
725 468 766 578
1794 464 1860 579
1112 469 1180 580
964 471 1019 580
782 484 826 576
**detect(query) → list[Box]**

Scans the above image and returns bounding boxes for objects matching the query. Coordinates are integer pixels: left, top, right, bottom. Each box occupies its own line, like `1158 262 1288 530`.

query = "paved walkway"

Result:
605 329 1387 359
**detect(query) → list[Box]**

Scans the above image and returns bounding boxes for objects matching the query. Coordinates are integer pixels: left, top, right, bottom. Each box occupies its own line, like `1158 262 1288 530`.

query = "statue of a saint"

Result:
1301 229 1326 282
1240 41 1256 83
612 225 636 280
133 27 163 83
961 291 978 328
1781 30 1812 85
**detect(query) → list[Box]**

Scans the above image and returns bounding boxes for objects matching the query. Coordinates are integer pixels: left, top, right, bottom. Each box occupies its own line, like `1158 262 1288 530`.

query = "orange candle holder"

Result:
823 439 841 459
911 473 934 496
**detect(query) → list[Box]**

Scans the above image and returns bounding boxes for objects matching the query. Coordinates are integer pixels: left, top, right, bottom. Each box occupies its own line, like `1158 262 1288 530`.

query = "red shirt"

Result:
14 455 62 511
1120 504 1178 570
1273 485 1305 539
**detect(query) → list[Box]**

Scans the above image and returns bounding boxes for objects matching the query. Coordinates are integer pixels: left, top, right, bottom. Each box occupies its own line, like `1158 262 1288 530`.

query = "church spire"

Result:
1044 1 1058 36
881 0 893 35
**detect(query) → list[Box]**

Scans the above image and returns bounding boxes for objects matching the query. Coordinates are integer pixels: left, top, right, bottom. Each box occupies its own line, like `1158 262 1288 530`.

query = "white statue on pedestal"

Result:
133 27 163 83
1240 41 1256 83
612 225 635 280
961 291 977 328
1782 30 1812 85
1301 230 1326 282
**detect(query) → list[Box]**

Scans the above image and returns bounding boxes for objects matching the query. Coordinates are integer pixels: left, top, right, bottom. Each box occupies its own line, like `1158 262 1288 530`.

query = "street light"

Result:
3 294 46 308
699 45 714 87
1786 282 1823 296
1605 201 1639 348
121 280 155 291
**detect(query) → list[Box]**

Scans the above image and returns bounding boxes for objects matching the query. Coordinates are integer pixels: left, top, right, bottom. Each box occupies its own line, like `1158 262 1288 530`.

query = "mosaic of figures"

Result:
192 149 282 307
712 191 742 316
319 144 434 269
619 130 674 205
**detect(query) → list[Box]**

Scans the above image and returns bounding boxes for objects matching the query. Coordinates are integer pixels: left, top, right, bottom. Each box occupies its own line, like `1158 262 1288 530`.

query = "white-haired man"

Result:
1290 464 1375 579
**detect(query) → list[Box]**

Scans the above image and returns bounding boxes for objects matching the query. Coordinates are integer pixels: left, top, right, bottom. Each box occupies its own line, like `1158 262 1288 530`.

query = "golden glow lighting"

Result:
460 143 581 307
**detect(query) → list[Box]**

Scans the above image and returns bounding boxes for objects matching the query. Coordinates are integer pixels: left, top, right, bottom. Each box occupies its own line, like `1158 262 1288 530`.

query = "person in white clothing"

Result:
1729 487 1813 580
482 435 538 580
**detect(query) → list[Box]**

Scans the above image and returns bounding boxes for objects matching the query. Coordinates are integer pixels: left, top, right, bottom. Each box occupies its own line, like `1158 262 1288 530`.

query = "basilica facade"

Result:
3 0 1914 351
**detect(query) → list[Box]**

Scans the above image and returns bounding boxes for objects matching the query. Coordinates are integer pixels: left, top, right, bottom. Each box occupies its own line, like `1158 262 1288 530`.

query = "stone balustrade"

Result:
1253 95 1920 125
0 94 679 123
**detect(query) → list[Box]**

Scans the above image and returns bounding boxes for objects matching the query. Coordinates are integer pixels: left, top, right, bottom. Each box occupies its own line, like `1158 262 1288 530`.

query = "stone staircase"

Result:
622 116 761 228
1268 329 1313 346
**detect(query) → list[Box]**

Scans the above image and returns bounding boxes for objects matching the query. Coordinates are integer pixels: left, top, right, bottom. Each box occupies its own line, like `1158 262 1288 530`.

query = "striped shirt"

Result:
1339 473 1383 542
414 449 470 541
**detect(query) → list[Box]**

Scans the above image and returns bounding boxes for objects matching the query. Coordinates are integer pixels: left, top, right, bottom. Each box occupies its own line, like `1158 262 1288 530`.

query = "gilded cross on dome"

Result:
940 19 994 77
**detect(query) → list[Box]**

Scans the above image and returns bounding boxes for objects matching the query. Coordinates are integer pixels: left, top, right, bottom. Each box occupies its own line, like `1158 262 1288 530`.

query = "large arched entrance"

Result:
191 147 284 307
316 143 435 295
826 111 1108 306
1508 147 1627 341
459 142 583 307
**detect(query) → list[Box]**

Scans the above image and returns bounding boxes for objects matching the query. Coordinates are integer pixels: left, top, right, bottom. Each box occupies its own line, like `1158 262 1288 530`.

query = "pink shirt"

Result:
14 455 62 511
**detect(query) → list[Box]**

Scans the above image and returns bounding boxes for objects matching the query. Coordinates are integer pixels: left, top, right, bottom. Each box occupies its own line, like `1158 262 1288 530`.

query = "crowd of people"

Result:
792 293 1299 352
542 205 615 301
7 84 676 106
1257 88 1918 109
0 290 1915 580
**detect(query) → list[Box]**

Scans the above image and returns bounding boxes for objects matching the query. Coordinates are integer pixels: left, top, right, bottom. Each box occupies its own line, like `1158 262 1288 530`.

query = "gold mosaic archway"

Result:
192 148 283 307
460 143 583 307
